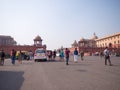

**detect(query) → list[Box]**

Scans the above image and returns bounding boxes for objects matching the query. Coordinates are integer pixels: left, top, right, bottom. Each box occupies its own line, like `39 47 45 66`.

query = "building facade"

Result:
78 33 98 48
0 35 16 46
70 32 120 54
0 35 46 54
96 32 120 48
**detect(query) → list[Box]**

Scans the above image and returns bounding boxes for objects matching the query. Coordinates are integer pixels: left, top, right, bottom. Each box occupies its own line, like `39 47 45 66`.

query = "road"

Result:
0 56 120 90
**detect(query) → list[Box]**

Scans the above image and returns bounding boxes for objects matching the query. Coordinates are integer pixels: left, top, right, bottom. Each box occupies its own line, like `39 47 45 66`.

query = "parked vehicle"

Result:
34 48 47 62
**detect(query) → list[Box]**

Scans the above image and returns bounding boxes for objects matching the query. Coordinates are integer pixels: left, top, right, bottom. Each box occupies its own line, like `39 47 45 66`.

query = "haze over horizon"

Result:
0 0 120 50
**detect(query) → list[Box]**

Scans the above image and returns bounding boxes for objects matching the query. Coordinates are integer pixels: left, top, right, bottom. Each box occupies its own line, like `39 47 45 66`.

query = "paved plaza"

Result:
0 56 120 90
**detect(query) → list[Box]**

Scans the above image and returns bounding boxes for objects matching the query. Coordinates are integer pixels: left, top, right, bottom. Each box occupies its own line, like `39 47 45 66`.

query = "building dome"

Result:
91 33 98 40
72 40 78 47
34 35 42 41
80 37 85 41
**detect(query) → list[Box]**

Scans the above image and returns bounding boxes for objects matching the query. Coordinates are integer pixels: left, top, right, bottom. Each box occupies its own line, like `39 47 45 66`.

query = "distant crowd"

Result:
0 49 34 65
0 47 116 66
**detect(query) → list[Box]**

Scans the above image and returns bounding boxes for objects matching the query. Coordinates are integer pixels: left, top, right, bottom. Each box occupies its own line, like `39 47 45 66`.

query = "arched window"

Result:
109 43 112 48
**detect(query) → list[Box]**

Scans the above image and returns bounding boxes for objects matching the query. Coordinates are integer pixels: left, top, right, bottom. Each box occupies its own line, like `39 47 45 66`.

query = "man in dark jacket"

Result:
0 50 5 65
65 48 70 65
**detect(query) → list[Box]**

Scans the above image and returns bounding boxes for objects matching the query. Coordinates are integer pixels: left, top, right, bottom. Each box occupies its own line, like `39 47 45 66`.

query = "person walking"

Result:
18 50 22 64
48 51 52 61
103 47 112 66
100 51 103 59
80 50 84 60
65 48 70 65
0 50 5 65
73 48 78 63
60 49 64 61
53 50 56 60
11 49 16 65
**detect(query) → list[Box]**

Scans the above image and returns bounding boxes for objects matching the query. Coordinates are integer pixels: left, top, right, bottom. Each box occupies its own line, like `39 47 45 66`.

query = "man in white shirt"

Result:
104 47 112 66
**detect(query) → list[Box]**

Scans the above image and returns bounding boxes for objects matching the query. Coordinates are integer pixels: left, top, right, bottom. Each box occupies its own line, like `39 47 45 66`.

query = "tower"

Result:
34 35 42 46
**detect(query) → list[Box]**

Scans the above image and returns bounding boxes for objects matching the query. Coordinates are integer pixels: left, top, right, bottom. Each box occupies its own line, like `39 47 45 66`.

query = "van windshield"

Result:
35 50 45 53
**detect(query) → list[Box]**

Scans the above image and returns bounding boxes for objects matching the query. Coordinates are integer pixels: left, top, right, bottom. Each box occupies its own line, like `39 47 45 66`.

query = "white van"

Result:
34 48 47 62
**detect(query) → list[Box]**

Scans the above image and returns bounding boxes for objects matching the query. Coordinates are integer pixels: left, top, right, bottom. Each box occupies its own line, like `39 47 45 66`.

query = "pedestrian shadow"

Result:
0 71 24 90
21 61 34 65
47 60 58 62
40 59 64 62
70 63 92 66
109 64 120 67
36 60 57 62
76 69 87 72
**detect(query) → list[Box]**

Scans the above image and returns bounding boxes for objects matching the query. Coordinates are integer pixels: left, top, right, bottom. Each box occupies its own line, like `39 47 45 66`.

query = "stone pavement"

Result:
0 56 120 90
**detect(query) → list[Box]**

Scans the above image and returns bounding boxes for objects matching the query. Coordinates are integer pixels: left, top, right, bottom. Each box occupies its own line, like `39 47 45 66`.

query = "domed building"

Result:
70 40 78 53
91 33 98 40
70 32 120 54
72 40 78 48
78 33 98 48
80 37 85 41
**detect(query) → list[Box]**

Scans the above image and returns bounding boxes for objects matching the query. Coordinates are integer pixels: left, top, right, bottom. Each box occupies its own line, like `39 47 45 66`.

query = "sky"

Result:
0 0 120 50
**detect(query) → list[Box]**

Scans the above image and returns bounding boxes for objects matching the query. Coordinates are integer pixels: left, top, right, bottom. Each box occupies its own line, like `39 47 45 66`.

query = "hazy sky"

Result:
0 0 120 50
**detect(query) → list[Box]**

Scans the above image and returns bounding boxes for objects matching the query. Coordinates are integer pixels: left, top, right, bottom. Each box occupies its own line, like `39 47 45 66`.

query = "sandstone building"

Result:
0 35 46 53
78 33 98 48
96 32 120 48
71 32 120 53
0 35 16 46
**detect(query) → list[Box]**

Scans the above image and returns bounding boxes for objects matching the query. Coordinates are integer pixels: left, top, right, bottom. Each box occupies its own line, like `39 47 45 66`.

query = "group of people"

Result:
73 48 84 62
59 48 70 65
0 49 28 66
58 48 84 65
10 49 33 65
0 47 112 66
58 47 112 66
47 50 57 60
0 49 16 65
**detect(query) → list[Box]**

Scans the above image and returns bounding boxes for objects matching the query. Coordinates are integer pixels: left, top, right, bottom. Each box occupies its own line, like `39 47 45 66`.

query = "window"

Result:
36 50 45 53
114 41 116 44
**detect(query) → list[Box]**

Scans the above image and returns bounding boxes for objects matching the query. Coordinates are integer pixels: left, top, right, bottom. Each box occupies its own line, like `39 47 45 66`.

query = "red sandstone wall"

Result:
0 45 46 54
